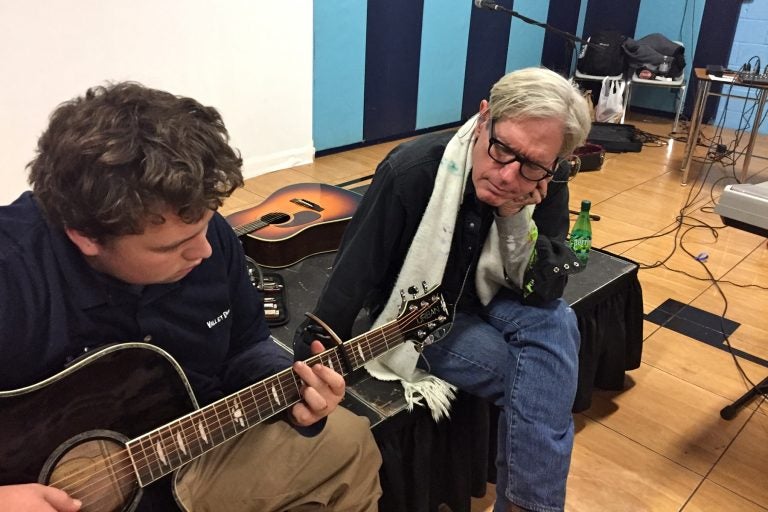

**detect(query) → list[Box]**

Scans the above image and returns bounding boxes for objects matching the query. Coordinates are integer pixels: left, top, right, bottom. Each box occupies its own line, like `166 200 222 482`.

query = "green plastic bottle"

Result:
570 200 592 264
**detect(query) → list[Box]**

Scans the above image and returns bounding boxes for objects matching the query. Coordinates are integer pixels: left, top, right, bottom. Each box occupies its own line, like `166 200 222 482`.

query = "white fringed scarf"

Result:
364 115 538 421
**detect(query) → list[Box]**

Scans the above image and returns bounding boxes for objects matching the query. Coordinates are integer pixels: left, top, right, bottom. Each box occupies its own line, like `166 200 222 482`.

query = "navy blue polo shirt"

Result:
0 192 289 406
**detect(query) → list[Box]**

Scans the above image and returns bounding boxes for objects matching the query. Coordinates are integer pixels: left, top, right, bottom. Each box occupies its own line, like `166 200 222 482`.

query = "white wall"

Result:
0 1 313 206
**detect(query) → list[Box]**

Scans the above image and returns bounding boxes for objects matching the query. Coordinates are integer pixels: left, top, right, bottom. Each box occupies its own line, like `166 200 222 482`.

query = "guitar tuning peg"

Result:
407 285 418 297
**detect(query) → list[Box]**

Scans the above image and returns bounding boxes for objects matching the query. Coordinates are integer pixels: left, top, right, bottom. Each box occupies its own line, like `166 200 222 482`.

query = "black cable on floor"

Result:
598 109 768 400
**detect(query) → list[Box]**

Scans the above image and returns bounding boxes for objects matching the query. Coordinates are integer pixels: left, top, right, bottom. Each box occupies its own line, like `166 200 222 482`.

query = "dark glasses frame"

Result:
487 118 560 182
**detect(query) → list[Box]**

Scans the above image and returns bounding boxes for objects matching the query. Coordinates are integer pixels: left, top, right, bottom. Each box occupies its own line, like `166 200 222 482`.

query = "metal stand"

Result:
475 1 591 48
720 375 768 420
681 69 768 185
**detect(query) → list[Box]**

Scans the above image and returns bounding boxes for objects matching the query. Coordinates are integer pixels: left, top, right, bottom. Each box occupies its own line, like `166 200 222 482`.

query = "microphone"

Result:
474 0 502 10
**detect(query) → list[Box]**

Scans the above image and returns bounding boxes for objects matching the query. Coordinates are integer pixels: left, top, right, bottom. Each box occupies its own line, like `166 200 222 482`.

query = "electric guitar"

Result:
226 183 362 268
0 288 449 512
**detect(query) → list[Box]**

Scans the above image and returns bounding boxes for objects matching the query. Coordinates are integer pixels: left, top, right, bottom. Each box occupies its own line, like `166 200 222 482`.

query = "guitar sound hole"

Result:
41 430 140 512
261 212 290 225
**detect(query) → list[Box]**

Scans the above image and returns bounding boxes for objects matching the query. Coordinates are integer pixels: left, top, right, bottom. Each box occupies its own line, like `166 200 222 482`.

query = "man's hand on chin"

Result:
496 178 550 217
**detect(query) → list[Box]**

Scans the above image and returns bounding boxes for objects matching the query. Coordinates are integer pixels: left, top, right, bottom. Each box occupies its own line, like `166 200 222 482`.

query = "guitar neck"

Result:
231 218 269 237
126 313 409 487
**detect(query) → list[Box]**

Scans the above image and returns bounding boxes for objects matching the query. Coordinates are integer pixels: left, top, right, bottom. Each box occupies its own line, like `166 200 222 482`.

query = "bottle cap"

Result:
581 199 591 211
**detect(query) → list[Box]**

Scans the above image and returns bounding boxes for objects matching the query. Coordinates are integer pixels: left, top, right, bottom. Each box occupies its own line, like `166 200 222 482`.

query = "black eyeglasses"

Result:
487 118 559 182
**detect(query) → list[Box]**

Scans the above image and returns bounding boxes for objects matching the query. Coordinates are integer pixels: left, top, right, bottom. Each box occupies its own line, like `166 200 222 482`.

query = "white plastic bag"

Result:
595 77 625 123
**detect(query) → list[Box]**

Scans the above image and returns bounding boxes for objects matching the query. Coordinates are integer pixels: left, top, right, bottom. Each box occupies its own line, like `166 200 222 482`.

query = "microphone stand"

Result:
478 2 603 76
482 3 598 51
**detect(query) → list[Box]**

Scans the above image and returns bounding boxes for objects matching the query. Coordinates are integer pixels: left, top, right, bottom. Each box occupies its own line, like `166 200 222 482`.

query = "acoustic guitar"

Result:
226 183 362 268
0 288 449 512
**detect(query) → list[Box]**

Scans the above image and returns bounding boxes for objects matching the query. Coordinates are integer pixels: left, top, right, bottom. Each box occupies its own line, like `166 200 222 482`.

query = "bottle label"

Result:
570 236 592 262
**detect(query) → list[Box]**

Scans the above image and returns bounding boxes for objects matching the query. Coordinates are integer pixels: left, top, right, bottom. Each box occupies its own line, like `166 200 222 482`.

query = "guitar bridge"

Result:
290 198 324 212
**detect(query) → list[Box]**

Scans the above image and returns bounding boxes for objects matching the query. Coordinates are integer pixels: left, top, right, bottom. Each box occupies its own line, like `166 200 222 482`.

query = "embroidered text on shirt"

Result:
206 309 230 328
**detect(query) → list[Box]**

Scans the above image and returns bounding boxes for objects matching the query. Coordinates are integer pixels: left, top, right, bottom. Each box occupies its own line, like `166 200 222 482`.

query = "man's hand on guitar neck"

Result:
0 484 81 512
290 340 346 427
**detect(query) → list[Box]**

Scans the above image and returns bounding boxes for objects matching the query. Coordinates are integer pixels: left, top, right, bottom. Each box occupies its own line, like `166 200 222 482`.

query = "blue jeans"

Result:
417 289 579 512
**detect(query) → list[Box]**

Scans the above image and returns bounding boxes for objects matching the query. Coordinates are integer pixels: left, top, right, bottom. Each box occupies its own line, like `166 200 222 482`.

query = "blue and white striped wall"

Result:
314 0 742 152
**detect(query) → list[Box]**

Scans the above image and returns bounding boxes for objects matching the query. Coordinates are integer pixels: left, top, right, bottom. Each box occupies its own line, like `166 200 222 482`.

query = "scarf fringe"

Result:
401 375 457 422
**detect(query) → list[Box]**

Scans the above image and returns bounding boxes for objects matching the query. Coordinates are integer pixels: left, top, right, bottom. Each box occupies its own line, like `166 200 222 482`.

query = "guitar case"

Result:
587 122 642 153
573 143 605 171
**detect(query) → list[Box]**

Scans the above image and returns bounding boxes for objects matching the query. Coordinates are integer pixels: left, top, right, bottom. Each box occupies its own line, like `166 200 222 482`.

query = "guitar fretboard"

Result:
231 213 286 237
125 308 425 486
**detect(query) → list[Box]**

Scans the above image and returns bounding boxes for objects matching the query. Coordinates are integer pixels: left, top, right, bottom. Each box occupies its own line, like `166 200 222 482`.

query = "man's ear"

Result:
65 228 102 257
477 99 490 135
479 99 489 116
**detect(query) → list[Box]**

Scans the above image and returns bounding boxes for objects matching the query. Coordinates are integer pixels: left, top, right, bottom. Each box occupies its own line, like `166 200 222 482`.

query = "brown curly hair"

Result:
28 82 244 242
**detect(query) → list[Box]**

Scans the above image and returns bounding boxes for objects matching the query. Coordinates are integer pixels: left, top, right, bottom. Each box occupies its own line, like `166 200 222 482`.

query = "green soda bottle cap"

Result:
581 199 591 211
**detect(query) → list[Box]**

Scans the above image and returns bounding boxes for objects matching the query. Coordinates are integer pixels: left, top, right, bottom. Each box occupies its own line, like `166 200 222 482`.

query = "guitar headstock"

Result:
395 285 450 347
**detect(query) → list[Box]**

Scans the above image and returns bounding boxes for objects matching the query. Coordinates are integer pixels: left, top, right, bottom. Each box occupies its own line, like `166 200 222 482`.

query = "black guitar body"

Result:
0 344 195 511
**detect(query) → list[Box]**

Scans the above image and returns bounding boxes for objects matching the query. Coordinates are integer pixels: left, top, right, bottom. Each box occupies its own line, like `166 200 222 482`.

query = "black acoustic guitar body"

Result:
0 344 195 511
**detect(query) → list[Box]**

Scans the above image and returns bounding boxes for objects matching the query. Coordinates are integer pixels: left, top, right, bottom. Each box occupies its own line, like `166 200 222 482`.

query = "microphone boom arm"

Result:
477 1 601 50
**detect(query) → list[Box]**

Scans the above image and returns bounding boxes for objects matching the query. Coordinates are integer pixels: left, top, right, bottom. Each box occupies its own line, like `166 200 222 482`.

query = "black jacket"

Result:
296 131 582 351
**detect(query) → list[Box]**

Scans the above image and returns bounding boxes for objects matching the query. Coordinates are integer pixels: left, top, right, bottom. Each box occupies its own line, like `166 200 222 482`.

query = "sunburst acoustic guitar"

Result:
226 183 362 268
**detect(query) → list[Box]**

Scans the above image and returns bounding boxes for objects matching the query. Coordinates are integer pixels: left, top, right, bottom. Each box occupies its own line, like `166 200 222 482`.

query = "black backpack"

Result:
577 30 628 76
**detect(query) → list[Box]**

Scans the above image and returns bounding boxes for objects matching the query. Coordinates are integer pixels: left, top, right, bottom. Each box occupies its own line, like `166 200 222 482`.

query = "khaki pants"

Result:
174 407 382 511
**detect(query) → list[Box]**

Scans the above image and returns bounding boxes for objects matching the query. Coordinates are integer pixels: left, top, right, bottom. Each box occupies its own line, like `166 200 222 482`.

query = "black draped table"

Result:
269 247 643 512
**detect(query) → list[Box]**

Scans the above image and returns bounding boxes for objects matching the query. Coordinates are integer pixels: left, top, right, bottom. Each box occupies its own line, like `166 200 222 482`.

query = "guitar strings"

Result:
57 296 440 505
51 306 425 507
234 206 316 235
49 298 441 508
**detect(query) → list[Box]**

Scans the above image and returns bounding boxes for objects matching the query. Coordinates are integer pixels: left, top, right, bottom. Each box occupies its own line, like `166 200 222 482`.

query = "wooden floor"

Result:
221 113 768 512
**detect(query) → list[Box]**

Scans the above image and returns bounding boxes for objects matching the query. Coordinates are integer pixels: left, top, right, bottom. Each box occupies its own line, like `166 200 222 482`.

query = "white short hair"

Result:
488 67 592 156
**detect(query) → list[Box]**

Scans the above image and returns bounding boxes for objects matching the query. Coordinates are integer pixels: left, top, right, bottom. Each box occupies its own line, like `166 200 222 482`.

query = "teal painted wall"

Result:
416 0 472 130
505 0 550 73
313 1 367 150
